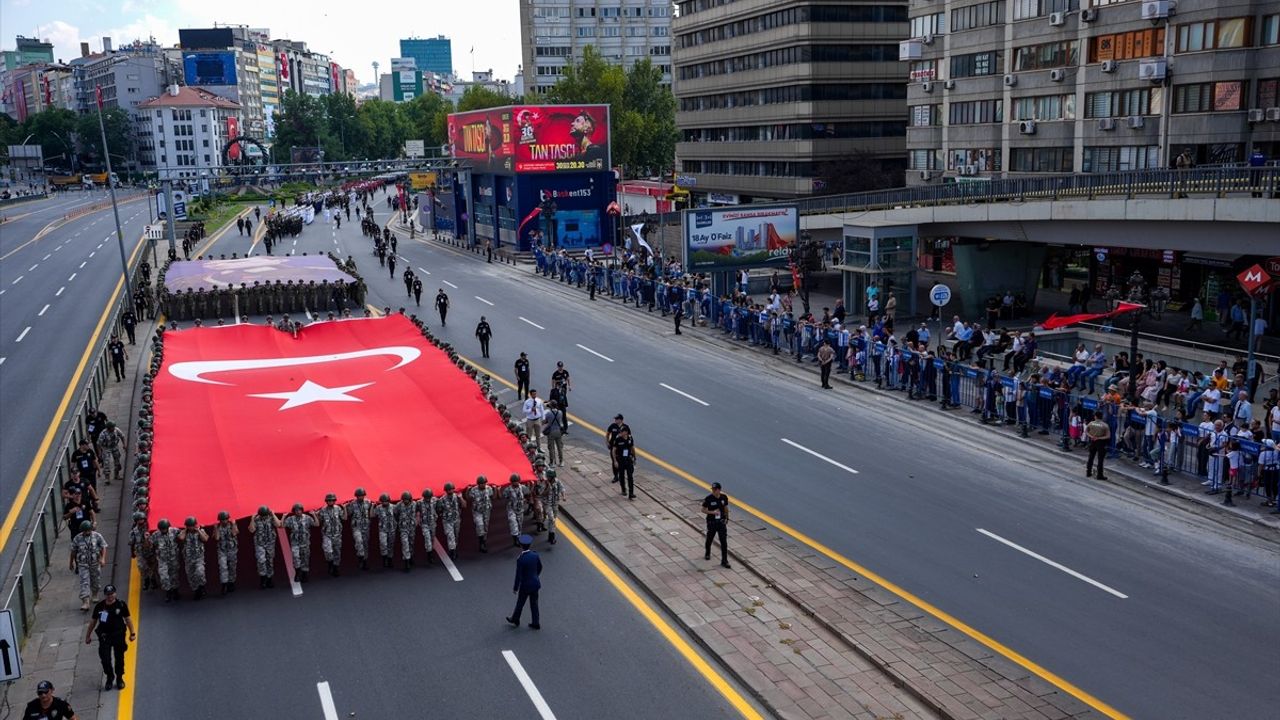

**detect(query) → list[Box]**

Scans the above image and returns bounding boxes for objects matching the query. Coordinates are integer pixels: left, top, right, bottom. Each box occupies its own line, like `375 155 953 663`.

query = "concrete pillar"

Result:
951 240 1046 321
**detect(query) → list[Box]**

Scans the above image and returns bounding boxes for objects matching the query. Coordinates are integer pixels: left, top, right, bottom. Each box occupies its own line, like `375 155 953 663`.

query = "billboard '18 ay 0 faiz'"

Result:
684 206 798 271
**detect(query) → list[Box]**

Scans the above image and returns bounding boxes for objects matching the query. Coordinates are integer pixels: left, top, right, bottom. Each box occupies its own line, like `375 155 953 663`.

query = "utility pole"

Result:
95 91 132 295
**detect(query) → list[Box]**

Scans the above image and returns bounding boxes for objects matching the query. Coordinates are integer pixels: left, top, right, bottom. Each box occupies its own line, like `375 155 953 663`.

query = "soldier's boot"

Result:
259 576 267 589
80 597 90 611
549 532 557 545
193 585 205 601
426 551 434 566
141 578 150 591
299 570 309 583
292 570 301 583
478 536 488 553
265 576 275 588
359 557 369 570
512 535 520 548
402 558 411 573
220 583 228 596
535 522 546 533
448 548 457 561
382 555 392 568
332 562 340 578
227 582 236 593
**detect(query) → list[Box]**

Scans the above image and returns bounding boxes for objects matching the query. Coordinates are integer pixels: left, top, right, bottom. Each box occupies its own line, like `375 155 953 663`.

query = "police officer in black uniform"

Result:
434 288 450 326
85 584 135 690
475 316 493 358
612 427 636 499
24 680 78 719
107 335 127 381
120 309 137 345
701 482 731 569
514 352 531 400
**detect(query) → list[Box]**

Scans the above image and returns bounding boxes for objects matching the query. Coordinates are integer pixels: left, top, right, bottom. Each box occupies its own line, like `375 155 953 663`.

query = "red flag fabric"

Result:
95 85 103 110
516 206 542 236
149 316 531 524
1040 301 1144 330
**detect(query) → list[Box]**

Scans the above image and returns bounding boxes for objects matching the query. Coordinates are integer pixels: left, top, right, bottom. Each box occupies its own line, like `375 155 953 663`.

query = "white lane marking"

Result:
29 264 38 271
277 528 303 597
443 280 458 289
68 273 76 281
502 650 557 720
11 275 22 285
55 286 65 296
0 357 5 366
475 296 495 306
780 438 859 475
38 304 50 316
15 326 32 343
433 538 464 582
576 343 615 363
54 245 61 252
976 529 1129 599
317 681 339 720
42 254 51 260
74 232 81 237
659 382 708 406
418 267 430 275
89 251 95 258
79 261 87 268
518 316 544 330
97 242 104 249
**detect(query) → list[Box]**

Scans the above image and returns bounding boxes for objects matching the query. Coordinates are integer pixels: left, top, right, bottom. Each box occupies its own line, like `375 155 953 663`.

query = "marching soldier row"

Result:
156 277 368 320
127 471 566 601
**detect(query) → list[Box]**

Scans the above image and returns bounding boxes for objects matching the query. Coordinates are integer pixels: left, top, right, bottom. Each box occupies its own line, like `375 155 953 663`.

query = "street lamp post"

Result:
95 96 132 298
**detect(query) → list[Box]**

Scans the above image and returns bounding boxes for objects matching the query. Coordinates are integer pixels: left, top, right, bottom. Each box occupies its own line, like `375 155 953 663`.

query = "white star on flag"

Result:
249 380 374 410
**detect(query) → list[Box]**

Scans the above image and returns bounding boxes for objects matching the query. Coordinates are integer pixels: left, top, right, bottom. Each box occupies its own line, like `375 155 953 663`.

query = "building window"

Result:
1258 78 1280 108
679 83 907 111
1011 94 1076 120
1013 40 1078 71
577 27 596 38
602 27 621 37
1085 87 1161 117
948 99 1003 124
203 139 210 147
1263 15 1280 46
951 1 1005 32
1082 146 1160 172
910 105 940 126
1090 28 1165 62
576 7 596 17
947 148 999 171
911 13 945 38
1012 0 1076 21
681 121 906 142
1176 18 1251 52
909 149 942 170
951 51 1003 78
1009 147 1072 172
1174 81 1245 113
909 60 938 81
652 27 668 37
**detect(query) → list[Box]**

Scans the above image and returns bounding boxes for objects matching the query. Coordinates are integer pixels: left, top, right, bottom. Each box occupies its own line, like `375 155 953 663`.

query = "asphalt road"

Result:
0 193 155 557
205 205 1278 720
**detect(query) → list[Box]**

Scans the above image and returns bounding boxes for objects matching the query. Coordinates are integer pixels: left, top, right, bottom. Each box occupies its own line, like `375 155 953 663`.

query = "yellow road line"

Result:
455 353 1130 720
116 563 141 717
0 230 149 556
559 524 763 719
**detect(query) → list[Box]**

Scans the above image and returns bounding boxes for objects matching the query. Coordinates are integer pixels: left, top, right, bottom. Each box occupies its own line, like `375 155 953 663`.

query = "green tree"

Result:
21 108 79 169
456 85 513 112
322 91 359 160
271 90 329 164
402 93 451 152
354 99 411 159
75 107 132 168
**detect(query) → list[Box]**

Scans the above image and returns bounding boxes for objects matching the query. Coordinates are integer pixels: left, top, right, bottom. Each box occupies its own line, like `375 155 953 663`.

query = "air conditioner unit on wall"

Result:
958 165 976 176
1248 108 1265 123
1050 69 1066 82
921 81 934 93
1127 115 1146 129
1019 120 1037 134
1267 107 1280 121
1139 58 1167 81
1049 12 1066 26
919 170 933 180
944 79 956 90
1004 74 1017 87
1142 0 1172 20
1097 118 1116 130
923 34 936 46
1101 60 1118 73
1081 8 1098 22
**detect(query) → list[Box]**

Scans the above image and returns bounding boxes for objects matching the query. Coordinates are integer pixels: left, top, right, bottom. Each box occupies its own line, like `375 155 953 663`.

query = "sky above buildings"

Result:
4 0 524 84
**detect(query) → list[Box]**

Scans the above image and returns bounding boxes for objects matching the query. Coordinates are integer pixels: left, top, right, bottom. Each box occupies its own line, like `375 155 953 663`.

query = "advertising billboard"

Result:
183 51 238 86
684 206 798 271
447 104 610 175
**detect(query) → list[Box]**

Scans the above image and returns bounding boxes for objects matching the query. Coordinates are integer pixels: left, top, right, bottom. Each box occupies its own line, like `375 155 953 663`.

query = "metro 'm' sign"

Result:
1237 264 1273 295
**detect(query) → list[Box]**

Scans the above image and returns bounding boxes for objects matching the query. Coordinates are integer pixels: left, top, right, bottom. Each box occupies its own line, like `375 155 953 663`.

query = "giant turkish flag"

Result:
149 316 531 525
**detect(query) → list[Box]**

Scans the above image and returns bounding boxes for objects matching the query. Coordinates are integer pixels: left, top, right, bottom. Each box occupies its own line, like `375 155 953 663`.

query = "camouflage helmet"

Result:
184 516 197 527
354 487 367 497
291 502 304 512
132 511 147 522
443 482 454 492
105 421 115 428
157 518 171 531
325 493 337 502
218 510 230 522
400 491 413 502
509 473 522 484
79 521 93 532
545 468 557 479
421 488 434 498
257 505 271 516
476 475 488 485
379 493 391 503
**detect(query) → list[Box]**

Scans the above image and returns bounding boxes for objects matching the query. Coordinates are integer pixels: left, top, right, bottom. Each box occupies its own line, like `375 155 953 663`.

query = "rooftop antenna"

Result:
372 61 380 86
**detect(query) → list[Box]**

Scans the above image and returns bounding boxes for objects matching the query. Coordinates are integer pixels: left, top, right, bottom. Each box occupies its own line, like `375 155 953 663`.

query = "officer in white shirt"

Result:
523 390 546 451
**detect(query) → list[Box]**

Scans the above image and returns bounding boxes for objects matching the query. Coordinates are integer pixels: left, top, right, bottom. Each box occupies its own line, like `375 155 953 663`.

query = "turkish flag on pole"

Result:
149 316 532 523
1040 301 1144 330
95 85 103 110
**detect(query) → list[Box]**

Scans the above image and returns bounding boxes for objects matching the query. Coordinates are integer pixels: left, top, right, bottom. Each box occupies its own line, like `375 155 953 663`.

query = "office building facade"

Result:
400 36 454 77
520 0 673 96
672 0 911 202
902 0 1280 183
134 85 241 179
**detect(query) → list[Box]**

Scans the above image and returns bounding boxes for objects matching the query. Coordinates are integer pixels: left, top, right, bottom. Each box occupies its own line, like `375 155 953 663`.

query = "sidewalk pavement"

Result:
8 316 155 720
557 436 1091 720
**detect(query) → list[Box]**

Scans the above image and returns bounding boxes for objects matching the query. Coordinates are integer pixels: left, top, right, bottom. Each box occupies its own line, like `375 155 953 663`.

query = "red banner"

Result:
149 316 531 524
447 107 514 173
516 206 542 236
279 52 289 80
1040 301 1144 330
226 116 240 160
447 104 611 174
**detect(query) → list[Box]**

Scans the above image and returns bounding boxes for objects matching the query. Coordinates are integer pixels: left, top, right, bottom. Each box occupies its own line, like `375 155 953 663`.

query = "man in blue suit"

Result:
507 534 542 629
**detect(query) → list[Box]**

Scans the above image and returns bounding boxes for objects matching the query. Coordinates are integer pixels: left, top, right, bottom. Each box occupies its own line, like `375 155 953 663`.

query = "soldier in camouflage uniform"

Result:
150 518 181 602
393 491 418 571
69 521 107 611
178 517 209 600
466 476 494 553
503 474 528 548
436 483 463 560
317 493 345 576
212 510 238 594
128 512 158 591
283 503 317 583
96 421 125 485
346 488 372 570
418 488 437 565
540 469 566 545
373 493 397 568
247 506 281 589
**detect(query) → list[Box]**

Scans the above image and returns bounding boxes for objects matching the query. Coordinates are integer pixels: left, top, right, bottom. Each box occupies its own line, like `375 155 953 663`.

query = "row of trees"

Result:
0 107 132 172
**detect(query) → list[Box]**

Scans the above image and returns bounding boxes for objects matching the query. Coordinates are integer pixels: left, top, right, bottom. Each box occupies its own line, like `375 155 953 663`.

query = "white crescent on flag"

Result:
168 346 422 386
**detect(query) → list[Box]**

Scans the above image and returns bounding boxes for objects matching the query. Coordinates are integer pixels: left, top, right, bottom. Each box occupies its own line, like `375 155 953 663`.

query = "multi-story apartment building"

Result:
672 0 911 203
70 40 182 116
134 85 241 180
400 36 454 77
902 0 1280 183
520 0 673 96
0 35 57 119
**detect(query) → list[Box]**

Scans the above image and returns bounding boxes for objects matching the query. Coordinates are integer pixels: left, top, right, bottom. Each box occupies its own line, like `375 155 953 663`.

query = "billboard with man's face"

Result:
447 104 610 175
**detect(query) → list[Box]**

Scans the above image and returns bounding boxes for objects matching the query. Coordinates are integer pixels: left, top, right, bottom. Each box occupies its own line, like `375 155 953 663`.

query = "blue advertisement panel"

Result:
513 172 613 252
684 206 798 271
183 51 238 86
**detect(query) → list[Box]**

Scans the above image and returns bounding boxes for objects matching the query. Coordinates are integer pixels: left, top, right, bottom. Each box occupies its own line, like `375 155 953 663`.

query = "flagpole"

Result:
96 90 133 300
